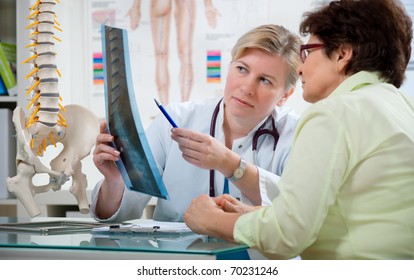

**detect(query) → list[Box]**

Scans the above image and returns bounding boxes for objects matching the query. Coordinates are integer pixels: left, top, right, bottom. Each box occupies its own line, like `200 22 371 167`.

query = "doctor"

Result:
91 24 303 222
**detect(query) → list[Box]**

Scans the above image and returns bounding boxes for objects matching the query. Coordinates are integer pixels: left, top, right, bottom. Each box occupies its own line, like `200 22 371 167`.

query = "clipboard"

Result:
0 220 109 235
91 221 193 236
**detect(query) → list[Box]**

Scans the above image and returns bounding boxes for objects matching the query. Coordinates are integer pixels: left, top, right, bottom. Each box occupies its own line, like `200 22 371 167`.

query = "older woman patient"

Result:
184 0 414 260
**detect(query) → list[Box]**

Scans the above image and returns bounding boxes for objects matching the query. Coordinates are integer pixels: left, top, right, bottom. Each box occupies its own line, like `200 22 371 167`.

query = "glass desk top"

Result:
0 217 249 260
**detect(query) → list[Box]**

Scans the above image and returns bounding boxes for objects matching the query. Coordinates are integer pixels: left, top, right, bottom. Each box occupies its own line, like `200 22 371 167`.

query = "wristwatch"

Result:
227 158 247 182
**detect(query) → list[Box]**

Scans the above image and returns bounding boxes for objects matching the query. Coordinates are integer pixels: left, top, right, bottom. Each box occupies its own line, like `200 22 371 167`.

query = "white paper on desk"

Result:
92 221 192 234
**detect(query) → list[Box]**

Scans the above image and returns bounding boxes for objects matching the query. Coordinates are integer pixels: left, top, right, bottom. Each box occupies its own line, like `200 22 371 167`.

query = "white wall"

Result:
401 70 414 96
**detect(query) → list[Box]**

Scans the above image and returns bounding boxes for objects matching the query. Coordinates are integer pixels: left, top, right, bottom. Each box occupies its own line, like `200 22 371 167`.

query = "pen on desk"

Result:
154 99 178 128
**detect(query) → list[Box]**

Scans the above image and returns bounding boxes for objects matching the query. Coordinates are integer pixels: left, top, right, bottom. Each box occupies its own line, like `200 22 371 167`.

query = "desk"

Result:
0 217 249 260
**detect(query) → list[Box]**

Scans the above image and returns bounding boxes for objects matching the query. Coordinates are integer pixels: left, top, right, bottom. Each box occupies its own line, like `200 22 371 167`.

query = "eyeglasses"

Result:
300 43 325 63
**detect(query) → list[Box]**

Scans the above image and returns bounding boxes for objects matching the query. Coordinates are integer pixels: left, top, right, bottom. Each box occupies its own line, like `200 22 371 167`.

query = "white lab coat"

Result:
91 97 299 222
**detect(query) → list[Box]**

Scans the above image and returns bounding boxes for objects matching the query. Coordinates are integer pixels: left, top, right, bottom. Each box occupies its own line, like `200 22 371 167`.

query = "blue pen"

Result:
154 99 178 128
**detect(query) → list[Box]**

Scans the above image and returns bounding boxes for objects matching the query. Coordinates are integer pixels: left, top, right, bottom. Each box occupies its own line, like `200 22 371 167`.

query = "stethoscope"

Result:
208 99 280 197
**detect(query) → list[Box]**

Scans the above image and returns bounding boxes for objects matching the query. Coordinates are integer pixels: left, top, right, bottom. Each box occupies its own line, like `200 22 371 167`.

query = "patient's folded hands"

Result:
214 194 261 214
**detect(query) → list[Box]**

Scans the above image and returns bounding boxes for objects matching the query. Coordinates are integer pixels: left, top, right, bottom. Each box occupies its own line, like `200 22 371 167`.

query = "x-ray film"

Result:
102 25 169 200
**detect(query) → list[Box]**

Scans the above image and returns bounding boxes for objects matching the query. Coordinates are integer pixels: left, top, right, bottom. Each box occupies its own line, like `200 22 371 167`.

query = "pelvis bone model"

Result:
7 0 99 217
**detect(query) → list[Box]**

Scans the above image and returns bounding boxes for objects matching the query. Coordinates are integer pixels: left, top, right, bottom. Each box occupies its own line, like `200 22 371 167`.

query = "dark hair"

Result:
299 0 412 88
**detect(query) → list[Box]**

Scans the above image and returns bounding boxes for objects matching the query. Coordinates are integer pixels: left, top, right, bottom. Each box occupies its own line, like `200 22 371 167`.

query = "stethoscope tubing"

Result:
208 99 279 197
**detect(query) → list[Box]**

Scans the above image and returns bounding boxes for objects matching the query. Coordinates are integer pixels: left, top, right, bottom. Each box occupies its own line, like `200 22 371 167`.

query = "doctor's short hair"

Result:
299 0 412 88
231 24 303 90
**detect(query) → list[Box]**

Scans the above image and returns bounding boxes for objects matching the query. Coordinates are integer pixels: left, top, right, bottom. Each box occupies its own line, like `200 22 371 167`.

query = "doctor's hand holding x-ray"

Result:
93 121 124 217
90 24 302 223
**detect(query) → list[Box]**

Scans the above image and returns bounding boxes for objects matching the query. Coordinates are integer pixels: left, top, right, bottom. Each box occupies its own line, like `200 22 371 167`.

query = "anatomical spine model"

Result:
7 0 99 217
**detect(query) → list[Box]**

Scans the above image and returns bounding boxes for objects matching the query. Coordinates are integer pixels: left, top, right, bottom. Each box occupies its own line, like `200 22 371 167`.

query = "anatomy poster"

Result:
86 0 280 126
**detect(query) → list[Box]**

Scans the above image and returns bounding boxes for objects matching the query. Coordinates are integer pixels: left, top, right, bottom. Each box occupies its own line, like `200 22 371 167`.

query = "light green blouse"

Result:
234 71 414 259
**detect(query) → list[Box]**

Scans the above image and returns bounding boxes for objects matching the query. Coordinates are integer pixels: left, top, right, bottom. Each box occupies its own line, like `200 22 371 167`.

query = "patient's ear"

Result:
277 87 295 106
336 44 353 73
